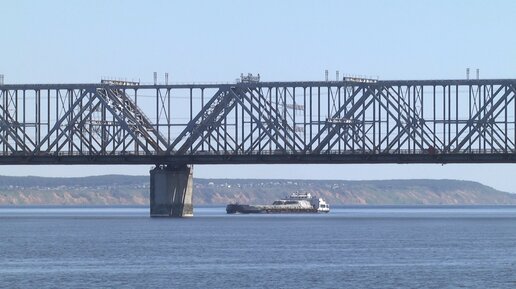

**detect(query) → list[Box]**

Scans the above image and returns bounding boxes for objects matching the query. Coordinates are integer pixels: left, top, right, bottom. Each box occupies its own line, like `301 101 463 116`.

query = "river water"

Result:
1 206 516 288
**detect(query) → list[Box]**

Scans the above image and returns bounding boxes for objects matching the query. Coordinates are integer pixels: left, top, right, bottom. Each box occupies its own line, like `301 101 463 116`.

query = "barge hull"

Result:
226 204 321 214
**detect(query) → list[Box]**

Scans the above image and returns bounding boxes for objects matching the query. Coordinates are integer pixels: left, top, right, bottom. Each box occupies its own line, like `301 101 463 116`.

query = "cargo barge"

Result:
226 192 330 214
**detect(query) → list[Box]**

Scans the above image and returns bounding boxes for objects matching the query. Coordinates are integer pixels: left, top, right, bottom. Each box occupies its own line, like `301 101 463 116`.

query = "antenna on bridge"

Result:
325 70 328 81
466 68 470 80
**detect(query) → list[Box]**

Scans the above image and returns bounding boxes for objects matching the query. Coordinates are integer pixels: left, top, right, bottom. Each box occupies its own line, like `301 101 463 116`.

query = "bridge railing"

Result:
0 148 512 157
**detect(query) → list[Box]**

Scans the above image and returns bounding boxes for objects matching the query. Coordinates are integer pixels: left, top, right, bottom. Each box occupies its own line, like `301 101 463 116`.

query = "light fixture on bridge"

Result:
0 74 4 85
342 75 378 83
101 78 140 86
326 117 354 124
239 73 260 83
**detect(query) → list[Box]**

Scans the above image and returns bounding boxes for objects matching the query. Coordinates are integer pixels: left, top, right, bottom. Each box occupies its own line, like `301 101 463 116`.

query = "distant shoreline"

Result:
0 175 514 206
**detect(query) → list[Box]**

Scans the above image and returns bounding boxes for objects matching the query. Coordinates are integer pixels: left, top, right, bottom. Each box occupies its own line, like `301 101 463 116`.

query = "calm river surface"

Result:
1 206 516 288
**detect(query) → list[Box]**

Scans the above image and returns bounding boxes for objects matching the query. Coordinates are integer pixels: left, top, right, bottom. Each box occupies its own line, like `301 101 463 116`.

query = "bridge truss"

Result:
1 79 516 164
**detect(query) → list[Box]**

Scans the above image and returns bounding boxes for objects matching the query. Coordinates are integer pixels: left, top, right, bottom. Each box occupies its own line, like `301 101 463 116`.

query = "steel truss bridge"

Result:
1 79 516 165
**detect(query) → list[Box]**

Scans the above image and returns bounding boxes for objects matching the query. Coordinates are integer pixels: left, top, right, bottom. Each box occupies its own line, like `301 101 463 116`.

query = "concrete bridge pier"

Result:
150 165 193 217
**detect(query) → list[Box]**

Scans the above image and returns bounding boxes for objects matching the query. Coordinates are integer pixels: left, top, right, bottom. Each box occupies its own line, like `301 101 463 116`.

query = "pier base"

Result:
150 165 193 217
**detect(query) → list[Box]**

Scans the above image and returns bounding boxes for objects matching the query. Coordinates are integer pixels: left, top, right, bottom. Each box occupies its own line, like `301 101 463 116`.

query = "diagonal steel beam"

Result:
94 89 154 154
176 91 237 154
34 89 93 152
228 88 287 151
236 87 297 152
377 86 439 152
0 102 36 150
193 117 238 153
247 87 305 151
0 123 17 152
451 86 514 152
52 99 103 154
304 86 363 153
0 111 33 152
103 88 168 151
445 85 505 152
311 87 374 154
166 88 225 153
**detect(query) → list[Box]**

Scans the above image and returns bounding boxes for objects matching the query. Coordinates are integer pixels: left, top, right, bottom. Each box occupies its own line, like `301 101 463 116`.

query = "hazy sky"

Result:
2 0 516 192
